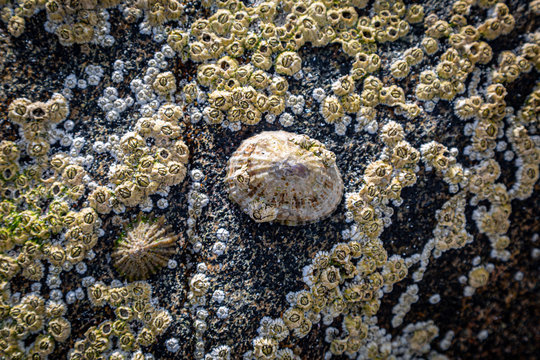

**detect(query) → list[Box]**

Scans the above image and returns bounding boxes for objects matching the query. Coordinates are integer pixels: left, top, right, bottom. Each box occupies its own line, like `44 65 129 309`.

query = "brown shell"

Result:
226 131 344 225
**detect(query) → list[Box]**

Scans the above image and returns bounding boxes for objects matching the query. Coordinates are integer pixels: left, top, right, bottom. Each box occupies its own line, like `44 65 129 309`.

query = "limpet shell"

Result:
226 131 344 225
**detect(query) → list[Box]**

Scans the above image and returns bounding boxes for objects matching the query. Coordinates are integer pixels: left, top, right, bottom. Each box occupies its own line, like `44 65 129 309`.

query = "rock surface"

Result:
0 1 538 360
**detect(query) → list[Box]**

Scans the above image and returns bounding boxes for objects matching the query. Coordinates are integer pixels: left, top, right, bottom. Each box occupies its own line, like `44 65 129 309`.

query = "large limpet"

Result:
226 131 344 225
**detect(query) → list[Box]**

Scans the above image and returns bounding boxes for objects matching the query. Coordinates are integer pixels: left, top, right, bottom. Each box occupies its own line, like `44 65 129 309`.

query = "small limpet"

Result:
226 131 344 225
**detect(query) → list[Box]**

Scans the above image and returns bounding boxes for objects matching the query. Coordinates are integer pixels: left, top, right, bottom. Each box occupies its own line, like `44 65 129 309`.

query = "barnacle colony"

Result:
226 131 343 225
0 0 538 357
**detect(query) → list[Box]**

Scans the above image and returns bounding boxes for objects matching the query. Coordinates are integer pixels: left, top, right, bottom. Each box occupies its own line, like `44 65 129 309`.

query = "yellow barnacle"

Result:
151 309 172 335
253 336 277 360
249 70 270 89
332 75 355 96
390 59 409 79
468 266 489 288
331 243 351 264
266 95 286 115
71 22 94 44
167 29 189 52
62 164 85 186
270 76 289 95
88 282 109 307
32 334 55 356
251 52 272 71
330 338 348 356
26 139 50 158
207 91 231 112
341 93 362 113
137 327 156 347
320 266 341 289
153 72 177 96
88 186 112 214
404 47 424 66
119 330 136 351
321 96 344 124
158 103 184 123
282 307 304 329
8 15 25 38
241 106 262 125
48 317 71 342
189 41 211 62
45 94 69 124
66 243 86 263
422 36 439 55
406 4 424 23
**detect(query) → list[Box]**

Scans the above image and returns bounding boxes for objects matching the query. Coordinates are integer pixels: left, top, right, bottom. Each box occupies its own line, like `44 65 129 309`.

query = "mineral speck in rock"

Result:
226 131 344 225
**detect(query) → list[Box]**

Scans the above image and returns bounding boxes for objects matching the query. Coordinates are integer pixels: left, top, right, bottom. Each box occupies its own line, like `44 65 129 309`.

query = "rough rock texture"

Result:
0 1 538 360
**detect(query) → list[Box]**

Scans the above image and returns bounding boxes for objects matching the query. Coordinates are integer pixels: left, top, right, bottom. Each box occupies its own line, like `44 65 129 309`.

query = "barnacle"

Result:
321 96 345 124
153 71 177 96
275 51 302 76
253 336 278 360
282 307 304 330
407 321 439 354
332 76 355 96
88 186 113 214
0 0 538 359
8 16 25 37
390 59 410 79
422 36 439 55
112 216 180 280
190 273 210 297
48 317 71 342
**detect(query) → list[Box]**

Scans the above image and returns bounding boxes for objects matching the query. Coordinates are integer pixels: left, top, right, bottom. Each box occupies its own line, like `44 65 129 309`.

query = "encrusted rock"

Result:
226 131 344 225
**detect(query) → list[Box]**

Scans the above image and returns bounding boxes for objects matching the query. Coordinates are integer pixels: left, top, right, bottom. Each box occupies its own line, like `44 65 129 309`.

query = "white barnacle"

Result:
216 306 229 319
216 228 229 241
212 241 226 256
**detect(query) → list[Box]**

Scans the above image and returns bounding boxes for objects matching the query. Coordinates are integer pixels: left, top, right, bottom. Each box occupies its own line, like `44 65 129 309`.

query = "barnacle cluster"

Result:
196 60 289 128
0 285 71 359
432 192 472 252
113 215 180 280
0 0 188 45
402 320 439 355
1 0 117 45
76 281 172 359
165 0 429 131
107 102 189 210
347 121 419 240
235 0 536 355
0 136 102 359
517 85 540 125
188 269 211 358
7 94 69 158
421 141 467 193
310 0 429 134
0 139 100 283
0 0 539 358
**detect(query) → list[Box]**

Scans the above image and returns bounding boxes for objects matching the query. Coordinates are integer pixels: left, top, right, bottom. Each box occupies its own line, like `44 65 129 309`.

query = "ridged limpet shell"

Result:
226 131 344 225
